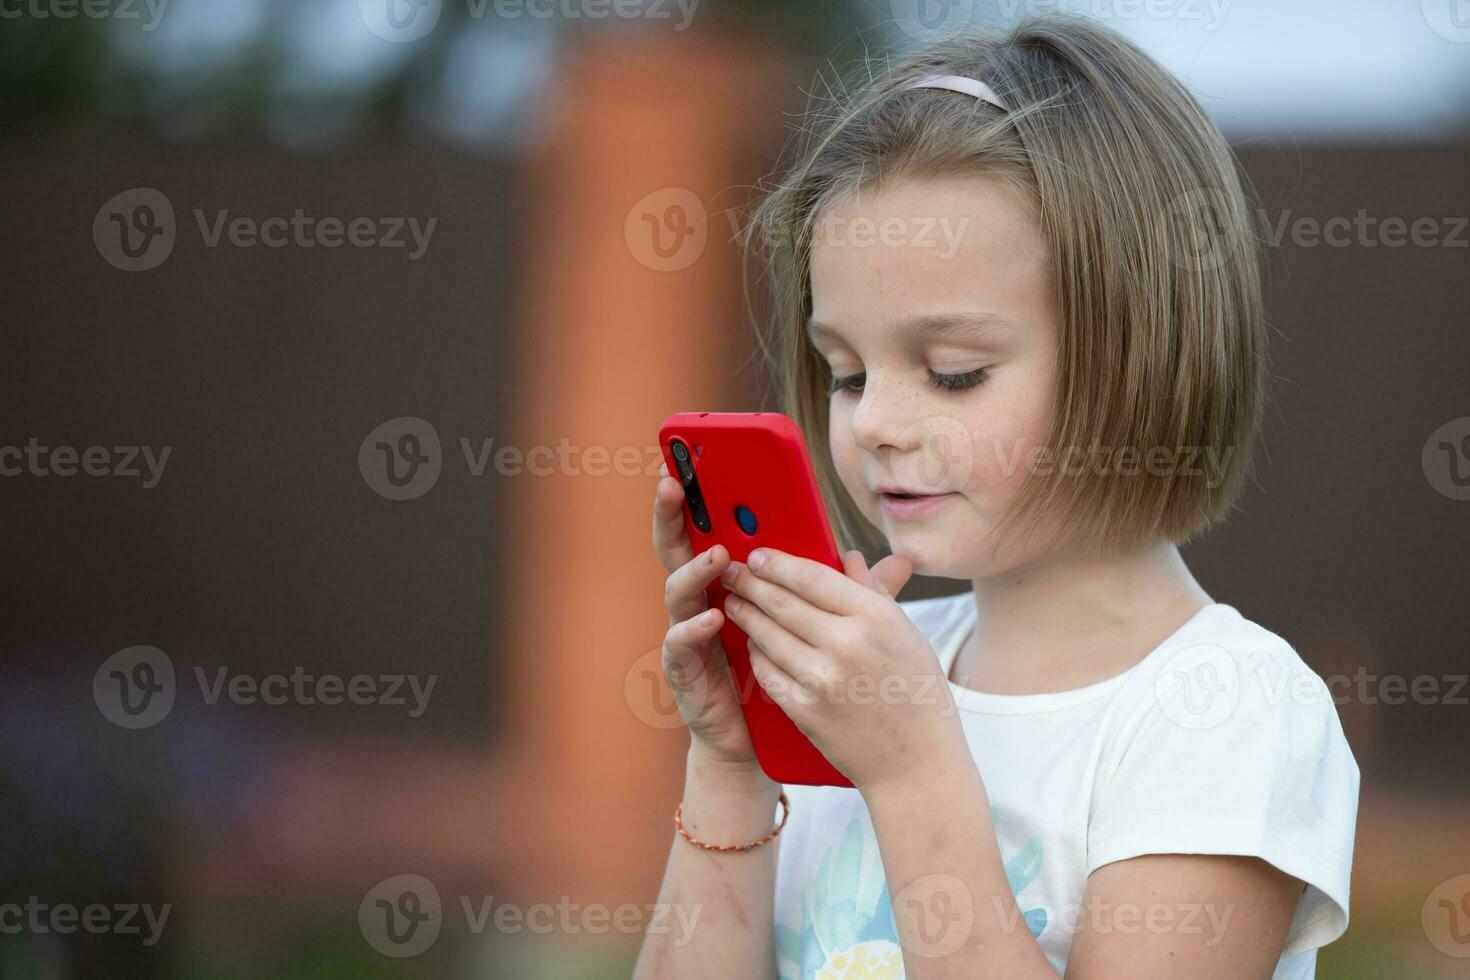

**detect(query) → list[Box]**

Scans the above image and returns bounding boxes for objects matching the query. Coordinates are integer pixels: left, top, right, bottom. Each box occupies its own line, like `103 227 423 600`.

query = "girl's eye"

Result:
828 368 991 395
928 367 990 391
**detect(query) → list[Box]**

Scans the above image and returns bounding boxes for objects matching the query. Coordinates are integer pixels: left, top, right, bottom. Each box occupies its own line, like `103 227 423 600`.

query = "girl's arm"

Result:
1064 851 1301 978
862 750 1059 977
863 751 1302 979
639 469 785 979
632 746 783 980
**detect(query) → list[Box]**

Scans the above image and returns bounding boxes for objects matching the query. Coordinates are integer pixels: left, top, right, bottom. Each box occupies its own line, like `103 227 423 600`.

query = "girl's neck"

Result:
950 536 1215 696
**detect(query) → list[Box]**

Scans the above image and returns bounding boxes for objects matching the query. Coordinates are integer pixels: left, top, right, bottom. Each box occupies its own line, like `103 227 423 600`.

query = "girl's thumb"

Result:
870 554 914 598
842 550 914 598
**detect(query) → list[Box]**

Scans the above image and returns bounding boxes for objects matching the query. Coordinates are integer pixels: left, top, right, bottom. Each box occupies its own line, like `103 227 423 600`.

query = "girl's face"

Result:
808 175 1060 579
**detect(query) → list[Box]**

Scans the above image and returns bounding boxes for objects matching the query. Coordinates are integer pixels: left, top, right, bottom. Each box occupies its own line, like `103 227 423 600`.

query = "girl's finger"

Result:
747 641 801 713
667 606 724 647
722 562 834 647
843 550 878 592
664 544 729 623
652 475 694 570
662 615 722 719
869 553 915 598
723 591 821 682
743 548 872 615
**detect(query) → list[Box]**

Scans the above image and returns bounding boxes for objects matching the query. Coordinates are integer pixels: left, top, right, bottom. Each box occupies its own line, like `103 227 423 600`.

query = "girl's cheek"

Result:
955 405 1044 510
828 407 877 517
828 393 1044 525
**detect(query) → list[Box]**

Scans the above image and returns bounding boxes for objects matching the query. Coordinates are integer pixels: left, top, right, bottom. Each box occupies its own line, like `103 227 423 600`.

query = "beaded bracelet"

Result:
674 791 790 853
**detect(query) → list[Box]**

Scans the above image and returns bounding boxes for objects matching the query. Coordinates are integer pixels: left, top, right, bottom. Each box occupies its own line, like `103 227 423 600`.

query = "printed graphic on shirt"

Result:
777 807 1047 979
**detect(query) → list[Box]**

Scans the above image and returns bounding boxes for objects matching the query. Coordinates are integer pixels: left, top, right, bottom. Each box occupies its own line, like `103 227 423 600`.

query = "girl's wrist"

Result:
685 743 780 797
679 747 784 851
859 733 978 808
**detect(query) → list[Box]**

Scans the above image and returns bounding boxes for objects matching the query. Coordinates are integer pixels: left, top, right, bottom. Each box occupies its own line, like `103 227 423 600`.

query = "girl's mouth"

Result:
879 491 960 519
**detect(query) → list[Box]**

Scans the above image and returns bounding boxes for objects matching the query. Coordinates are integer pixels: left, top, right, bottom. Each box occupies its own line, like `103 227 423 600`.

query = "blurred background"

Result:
1 0 1467 977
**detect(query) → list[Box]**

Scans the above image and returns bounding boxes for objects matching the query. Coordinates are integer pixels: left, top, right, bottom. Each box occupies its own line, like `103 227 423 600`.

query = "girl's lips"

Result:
879 491 960 519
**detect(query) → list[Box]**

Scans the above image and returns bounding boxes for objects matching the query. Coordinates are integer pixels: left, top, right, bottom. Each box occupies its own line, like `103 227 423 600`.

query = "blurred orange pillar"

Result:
502 28 793 907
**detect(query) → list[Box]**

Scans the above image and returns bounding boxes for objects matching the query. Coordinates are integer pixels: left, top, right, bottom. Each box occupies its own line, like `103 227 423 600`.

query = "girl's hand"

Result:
717 547 968 794
652 465 773 784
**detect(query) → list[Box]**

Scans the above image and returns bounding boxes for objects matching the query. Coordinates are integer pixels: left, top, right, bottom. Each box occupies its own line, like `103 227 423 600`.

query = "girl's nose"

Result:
849 376 923 455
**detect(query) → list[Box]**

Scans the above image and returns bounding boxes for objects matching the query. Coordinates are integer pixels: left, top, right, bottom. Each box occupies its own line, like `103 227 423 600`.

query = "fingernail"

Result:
748 549 766 572
700 609 717 625
719 563 739 586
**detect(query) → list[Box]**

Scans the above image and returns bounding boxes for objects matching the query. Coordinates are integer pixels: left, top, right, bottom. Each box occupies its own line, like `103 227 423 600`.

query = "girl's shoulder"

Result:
1086 605 1361 963
1099 602 1359 785
1115 602 1337 713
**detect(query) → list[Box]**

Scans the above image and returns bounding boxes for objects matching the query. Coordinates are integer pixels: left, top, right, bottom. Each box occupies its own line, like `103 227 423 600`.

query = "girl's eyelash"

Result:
929 367 990 391
827 368 990 395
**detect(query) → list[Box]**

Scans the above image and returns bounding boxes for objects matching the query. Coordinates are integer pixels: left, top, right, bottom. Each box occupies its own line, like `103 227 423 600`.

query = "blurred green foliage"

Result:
0 0 874 145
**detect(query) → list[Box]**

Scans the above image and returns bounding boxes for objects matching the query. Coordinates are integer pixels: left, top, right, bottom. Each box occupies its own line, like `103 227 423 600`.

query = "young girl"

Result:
637 15 1358 980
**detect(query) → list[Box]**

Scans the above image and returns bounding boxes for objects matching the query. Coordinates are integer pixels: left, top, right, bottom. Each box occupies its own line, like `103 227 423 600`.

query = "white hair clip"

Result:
905 73 1010 113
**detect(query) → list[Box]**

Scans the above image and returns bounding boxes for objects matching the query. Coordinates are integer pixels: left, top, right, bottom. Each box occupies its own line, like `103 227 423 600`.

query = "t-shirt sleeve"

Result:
1087 643 1361 958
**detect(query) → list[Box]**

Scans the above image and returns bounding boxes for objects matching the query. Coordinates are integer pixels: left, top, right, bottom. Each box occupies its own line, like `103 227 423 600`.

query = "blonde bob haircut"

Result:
746 15 1267 564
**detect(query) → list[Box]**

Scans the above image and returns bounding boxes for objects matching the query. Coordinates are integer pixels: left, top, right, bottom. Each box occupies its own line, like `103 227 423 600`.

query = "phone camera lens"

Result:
670 440 696 486
668 437 709 531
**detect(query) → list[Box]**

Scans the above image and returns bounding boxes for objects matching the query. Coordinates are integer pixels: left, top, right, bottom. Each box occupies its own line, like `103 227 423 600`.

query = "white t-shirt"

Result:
772 593 1360 979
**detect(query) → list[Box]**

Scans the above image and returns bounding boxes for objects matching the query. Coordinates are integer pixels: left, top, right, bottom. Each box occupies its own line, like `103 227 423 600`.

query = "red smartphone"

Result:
659 411 852 788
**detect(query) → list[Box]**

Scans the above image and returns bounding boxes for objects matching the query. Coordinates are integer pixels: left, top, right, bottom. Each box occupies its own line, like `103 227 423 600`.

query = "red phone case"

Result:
659 411 852 788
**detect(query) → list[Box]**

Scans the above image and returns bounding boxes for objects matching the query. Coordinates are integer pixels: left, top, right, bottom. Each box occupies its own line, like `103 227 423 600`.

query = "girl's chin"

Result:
880 531 959 578
877 518 992 580
860 499 985 577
